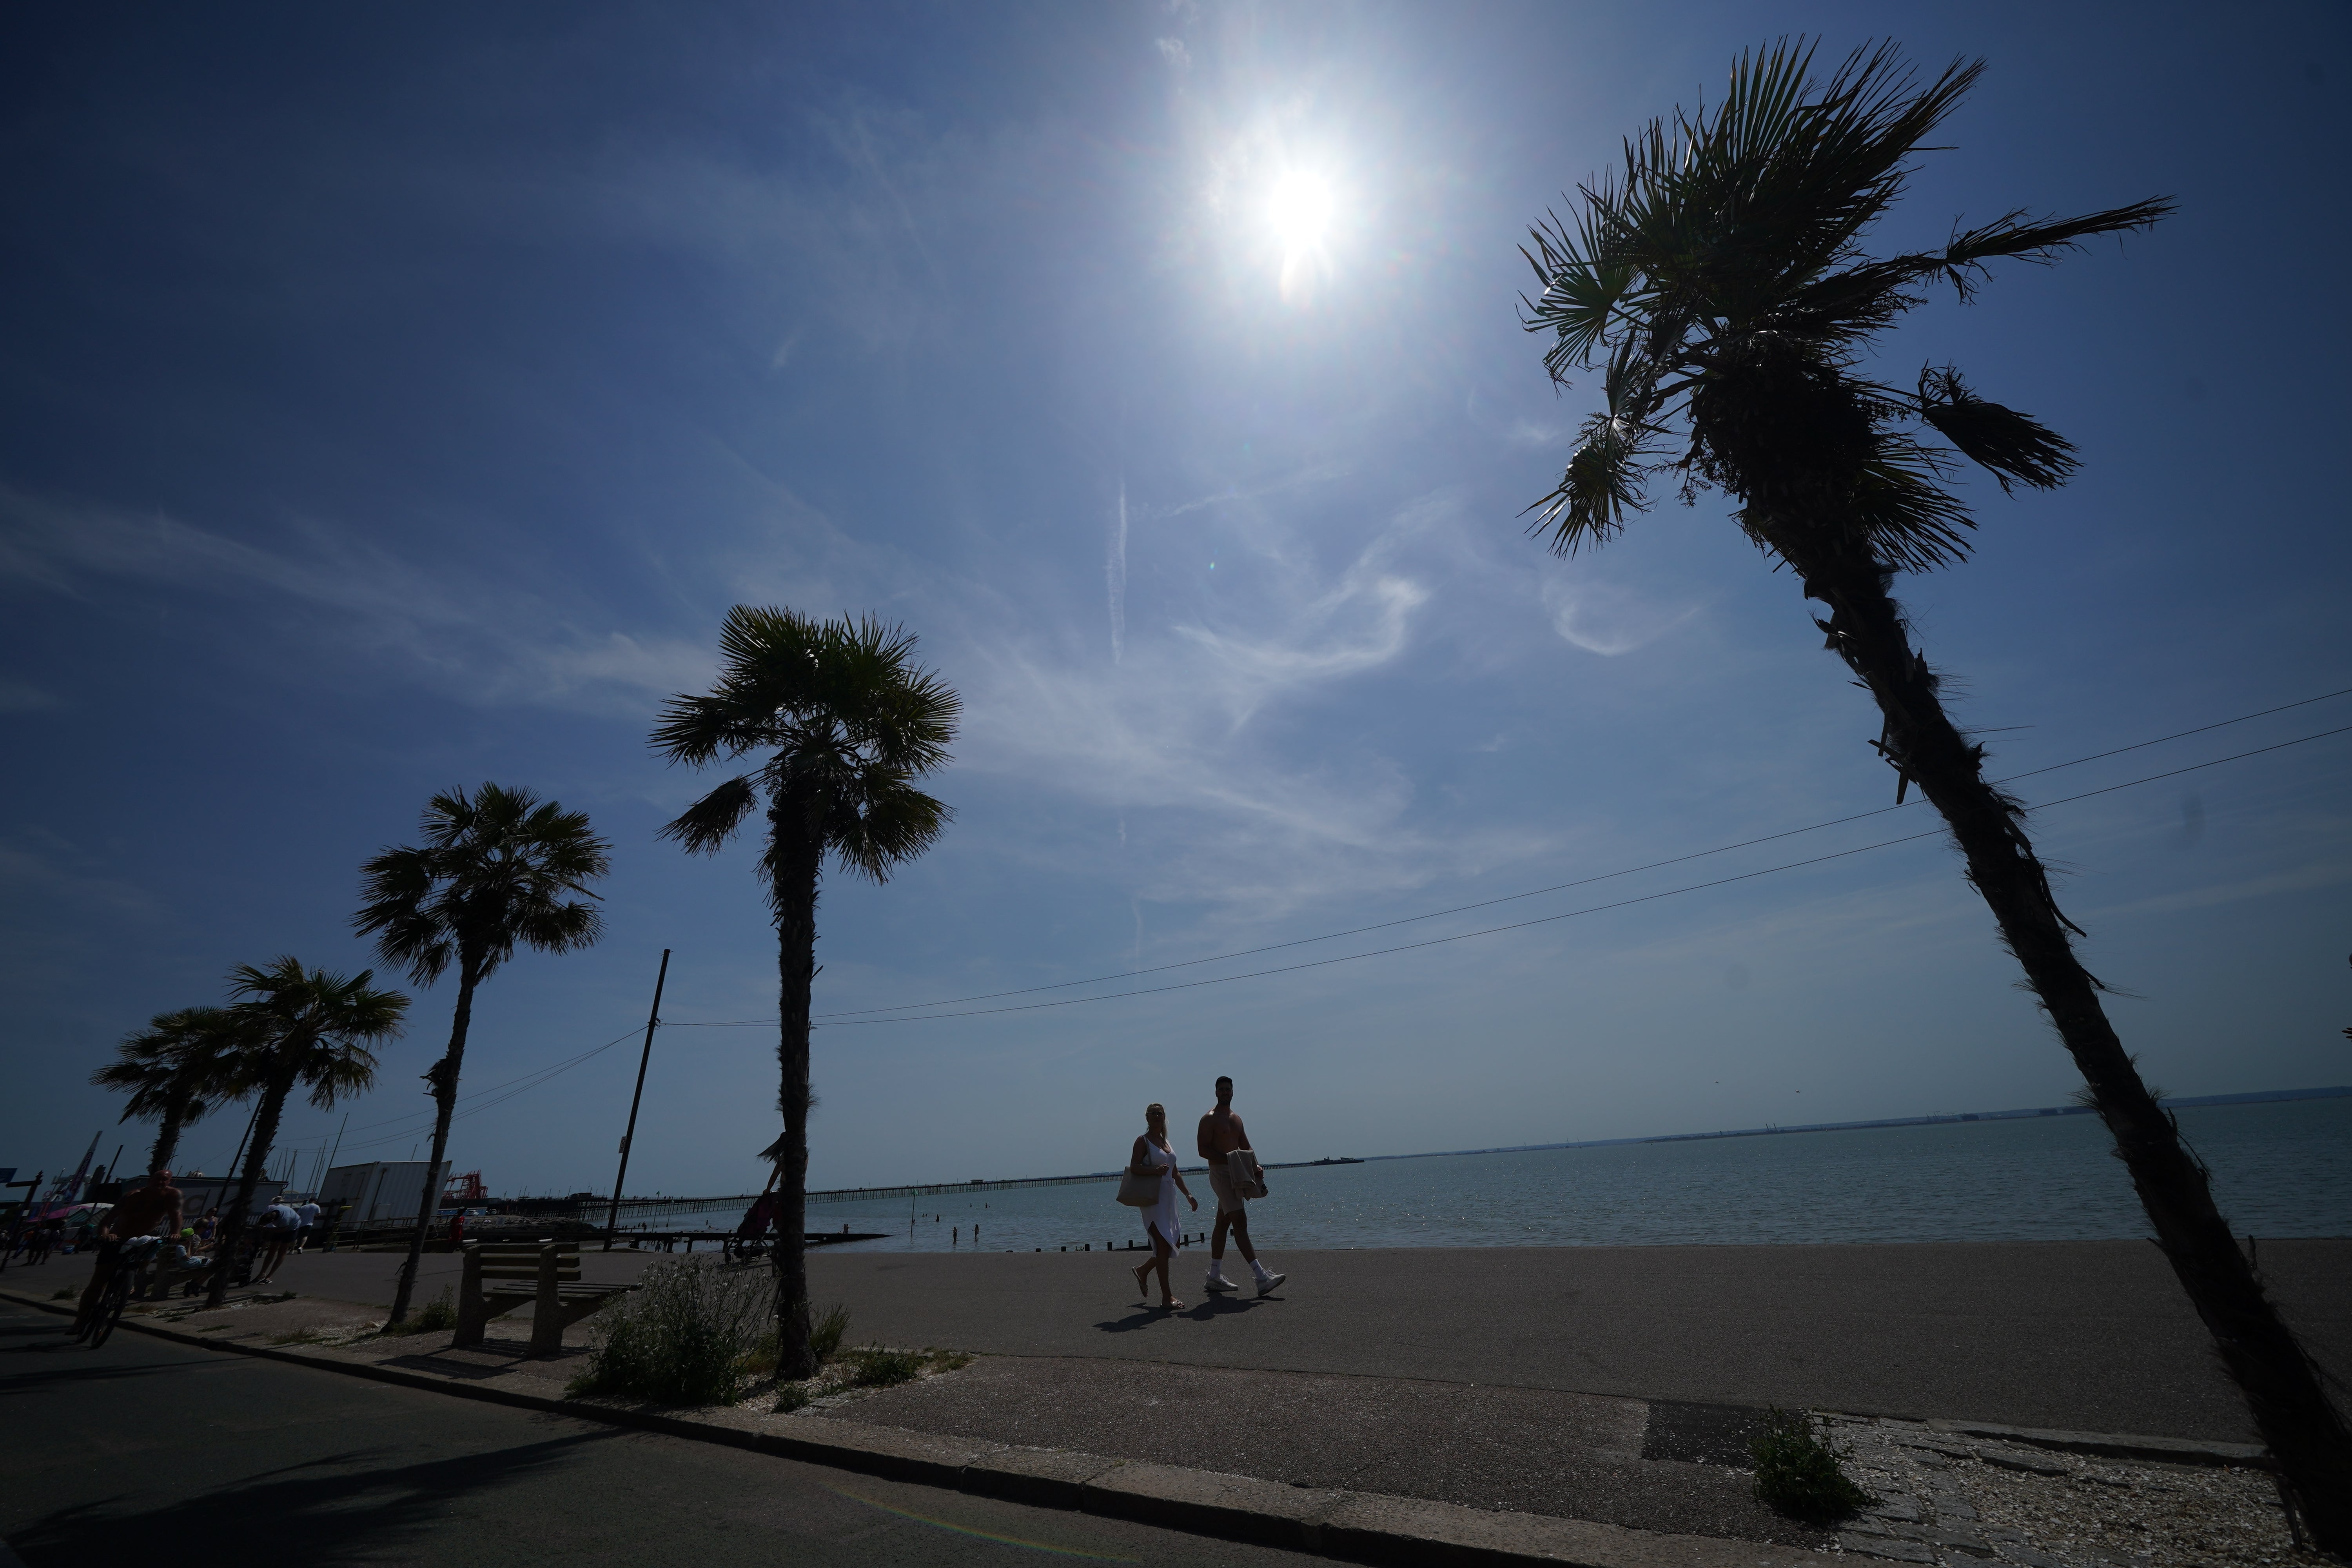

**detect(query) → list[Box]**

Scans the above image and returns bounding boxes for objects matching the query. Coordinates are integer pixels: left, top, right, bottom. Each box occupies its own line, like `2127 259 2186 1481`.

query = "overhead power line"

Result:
667 686 2352 1027
664 714 2352 1032
264 1026 645 1160
232 693 2351 1150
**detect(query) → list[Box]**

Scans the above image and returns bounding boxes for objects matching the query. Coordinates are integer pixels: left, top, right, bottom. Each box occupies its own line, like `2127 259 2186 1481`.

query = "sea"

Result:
809 1095 2352 1255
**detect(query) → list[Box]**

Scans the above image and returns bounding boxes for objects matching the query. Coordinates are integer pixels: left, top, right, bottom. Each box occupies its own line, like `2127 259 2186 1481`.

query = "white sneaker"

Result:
1204 1273 1239 1293
1254 1271 1286 1297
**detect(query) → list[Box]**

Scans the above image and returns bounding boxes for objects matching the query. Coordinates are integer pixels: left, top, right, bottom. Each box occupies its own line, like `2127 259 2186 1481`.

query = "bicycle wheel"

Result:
85 1271 132 1349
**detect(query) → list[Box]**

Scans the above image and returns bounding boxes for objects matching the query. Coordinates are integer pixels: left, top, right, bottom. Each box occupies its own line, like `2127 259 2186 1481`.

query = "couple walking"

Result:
1128 1075 1286 1310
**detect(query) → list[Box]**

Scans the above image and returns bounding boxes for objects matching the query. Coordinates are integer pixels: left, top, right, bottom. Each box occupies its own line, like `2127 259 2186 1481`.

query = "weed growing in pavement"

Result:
51 1288 75 1299
842 1346 969 1388
568 1258 767 1406
1750 1407 1870 1521
380 1286 457 1337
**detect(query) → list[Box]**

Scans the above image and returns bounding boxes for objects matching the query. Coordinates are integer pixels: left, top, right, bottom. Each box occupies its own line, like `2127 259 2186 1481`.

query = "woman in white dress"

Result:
1129 1102 1199 1310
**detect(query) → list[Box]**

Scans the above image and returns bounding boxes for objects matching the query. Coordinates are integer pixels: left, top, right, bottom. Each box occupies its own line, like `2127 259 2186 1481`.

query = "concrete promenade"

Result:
798 1240 2350 1443
11 1237 2343 1441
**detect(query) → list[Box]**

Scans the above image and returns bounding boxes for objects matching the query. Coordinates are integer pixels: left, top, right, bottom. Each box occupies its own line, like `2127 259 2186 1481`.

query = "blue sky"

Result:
4 2 2347 1201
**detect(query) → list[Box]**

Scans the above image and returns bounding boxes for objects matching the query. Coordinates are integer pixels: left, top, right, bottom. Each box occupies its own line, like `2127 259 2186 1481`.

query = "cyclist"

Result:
76 1170 184 1321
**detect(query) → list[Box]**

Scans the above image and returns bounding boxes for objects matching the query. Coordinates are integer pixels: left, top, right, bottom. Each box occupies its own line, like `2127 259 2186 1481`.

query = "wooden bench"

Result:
452 1240 633 1355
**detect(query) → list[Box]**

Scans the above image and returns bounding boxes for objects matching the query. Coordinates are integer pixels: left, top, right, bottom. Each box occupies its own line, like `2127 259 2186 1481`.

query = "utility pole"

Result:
603 949 670 1251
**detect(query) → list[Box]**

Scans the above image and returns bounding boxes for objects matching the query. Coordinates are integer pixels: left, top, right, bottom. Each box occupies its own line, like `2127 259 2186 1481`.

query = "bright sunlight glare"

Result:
1266 171 1334 252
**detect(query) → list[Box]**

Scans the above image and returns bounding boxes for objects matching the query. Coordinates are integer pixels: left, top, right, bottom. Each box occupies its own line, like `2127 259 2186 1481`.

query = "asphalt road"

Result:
0 1300 1312 1568
801 1239 2352 1442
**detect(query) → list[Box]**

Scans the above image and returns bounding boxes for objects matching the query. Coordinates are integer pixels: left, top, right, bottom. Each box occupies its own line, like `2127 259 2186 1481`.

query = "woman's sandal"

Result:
1163 1299 1185 1311
1131 1261 1152 1297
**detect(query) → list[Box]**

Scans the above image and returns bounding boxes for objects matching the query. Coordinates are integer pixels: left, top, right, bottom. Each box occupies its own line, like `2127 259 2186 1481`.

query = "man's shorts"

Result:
1208 1162 1248 1217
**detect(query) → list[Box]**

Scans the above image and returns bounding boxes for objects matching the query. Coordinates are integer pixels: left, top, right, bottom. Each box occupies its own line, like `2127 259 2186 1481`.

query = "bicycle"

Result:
72 1236 160 1348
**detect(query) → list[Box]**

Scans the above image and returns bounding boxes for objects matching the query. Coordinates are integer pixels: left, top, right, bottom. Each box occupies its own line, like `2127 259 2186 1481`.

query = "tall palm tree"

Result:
205 957 407 1307
1518 40 2347 1543
90 1007 253 1177
652 606 958 1380
354 783 611 1325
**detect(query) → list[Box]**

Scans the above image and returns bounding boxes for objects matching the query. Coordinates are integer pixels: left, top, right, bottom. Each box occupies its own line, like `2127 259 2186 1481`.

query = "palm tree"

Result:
652 606 958 1380
90 1007 253 1177
205 957 407 1307
354 783 611 1325
1517 40 2347 1543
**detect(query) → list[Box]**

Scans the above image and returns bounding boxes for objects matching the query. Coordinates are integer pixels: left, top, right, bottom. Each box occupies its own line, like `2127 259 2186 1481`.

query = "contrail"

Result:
1107 478 1129 664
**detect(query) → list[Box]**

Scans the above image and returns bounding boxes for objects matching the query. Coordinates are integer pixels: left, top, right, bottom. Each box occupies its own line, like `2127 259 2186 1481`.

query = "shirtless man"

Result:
77 1169 184 1315
1197 1076 1285 1298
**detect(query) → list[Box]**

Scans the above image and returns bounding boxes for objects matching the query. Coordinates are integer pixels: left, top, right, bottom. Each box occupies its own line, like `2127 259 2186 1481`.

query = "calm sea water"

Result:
811 1097 2352 1254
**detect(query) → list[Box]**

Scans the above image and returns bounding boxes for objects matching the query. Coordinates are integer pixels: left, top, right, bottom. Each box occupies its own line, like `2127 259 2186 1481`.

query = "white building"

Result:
320 1161 450 1226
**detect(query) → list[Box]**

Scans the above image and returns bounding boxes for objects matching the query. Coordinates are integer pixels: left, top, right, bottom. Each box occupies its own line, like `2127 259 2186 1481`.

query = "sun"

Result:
1265 171 1334 252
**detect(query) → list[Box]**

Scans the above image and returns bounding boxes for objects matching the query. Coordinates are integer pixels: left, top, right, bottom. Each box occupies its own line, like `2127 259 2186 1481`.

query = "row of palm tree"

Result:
90 784 611 1319
92 958 408 1307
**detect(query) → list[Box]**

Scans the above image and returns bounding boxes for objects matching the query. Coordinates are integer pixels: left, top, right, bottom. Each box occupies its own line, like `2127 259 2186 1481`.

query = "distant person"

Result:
1127 1102 1198 1310
295 1198 322 1252
194 1209 220 1248
1198 1076 1284 1298
252 1203 299 1285
76 1170 184 1319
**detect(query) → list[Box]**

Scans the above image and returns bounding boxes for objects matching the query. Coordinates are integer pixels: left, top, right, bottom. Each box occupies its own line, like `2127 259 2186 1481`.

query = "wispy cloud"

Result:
1542 573 1701 657
0 485 714 715
950 488 1565 924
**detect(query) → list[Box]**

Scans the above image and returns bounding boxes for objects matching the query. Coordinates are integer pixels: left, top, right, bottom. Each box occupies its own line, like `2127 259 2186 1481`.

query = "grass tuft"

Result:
1749 1407 1870 1521
568 1259 767 1407
810 1303 851 1361
52 1288 76 1300
381 1286 458 1337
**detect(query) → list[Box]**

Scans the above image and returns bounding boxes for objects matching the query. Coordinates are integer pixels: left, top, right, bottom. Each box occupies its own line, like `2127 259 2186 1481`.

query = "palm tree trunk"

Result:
389 960 479 1325
770 803 822 1382
206 1075 291 1308
147 1094 191 1177
1800 546 2352 1545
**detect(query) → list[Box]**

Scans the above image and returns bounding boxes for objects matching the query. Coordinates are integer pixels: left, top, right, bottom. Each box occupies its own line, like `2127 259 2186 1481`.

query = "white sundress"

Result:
1138 1138 1185 1252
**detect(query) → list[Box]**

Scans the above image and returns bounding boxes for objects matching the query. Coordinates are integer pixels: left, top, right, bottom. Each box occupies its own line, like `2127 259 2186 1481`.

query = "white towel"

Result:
1228 1147 1267 1200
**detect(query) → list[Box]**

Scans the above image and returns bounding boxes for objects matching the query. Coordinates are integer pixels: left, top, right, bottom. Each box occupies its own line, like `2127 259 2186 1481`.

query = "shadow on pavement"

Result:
10 1429 621 1565
0 1353 249 1393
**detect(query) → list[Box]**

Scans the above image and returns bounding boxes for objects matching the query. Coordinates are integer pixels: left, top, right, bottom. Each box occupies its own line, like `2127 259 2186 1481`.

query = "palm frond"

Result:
1521 40 2166 569
831 781 953 883
353 844 457 985
1524 409 1654 555
1846 434 1977 571
356 783 611 985
1916 366 2078 492
659 775 760 855
1935 198 2176 299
